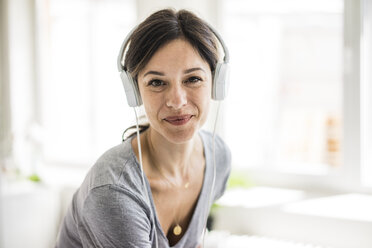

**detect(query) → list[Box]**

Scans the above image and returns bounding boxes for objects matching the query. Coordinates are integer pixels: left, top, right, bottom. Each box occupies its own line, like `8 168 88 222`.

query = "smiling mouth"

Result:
164 115 193 126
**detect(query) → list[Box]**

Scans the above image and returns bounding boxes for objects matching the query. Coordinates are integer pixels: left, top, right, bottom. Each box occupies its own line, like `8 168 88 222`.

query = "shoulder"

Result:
199 130 232 200
76 138 145 206
199 129 231 165
69 184 152 248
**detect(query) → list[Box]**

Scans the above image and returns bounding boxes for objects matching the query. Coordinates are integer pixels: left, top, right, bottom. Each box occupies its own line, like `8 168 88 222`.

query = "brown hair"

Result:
124 8 219 79
122 8 219 140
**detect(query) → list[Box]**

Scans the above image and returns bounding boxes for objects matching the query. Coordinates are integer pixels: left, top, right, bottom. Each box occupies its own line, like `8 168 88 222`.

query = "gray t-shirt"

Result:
56 130 231 248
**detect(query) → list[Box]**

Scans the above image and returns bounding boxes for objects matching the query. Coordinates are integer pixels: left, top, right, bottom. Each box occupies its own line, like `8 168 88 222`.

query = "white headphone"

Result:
117 24 230 107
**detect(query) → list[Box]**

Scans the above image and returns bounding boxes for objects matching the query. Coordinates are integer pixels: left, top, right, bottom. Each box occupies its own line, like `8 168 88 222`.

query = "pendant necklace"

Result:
173 175 190 236
144 131 191 236
173 224 182 236
172 175 191 236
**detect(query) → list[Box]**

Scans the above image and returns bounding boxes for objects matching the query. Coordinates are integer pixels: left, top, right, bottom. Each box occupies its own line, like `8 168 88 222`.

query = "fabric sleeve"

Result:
77 185 153 248
213 136 232 201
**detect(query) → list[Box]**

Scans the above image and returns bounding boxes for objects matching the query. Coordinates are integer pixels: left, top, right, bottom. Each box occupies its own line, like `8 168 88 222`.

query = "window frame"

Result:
361 0 372 188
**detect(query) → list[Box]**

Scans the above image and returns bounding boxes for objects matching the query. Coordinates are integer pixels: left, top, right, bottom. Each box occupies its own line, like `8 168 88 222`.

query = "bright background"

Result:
1 0 372 247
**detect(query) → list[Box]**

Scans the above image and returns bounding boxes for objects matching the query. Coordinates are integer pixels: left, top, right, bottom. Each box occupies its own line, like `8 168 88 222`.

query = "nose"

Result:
166 84 187 110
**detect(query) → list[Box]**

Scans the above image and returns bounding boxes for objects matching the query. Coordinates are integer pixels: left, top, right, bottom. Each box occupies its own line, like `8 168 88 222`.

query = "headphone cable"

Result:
133 107 159 248
202 101 221 247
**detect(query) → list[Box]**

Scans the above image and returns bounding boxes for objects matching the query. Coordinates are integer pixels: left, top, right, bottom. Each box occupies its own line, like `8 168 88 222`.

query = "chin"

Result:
160 123 199 144
152 118 199 144
165 129 197 144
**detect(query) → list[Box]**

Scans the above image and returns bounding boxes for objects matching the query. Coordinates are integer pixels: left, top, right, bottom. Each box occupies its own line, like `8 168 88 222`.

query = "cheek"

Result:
141 92 167 126
201 97 211 118
195 86 211 116
142 94 160 118
196 96 210 129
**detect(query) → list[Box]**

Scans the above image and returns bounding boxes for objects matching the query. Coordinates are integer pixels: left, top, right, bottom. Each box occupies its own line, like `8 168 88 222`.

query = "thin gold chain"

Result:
143 130 189 236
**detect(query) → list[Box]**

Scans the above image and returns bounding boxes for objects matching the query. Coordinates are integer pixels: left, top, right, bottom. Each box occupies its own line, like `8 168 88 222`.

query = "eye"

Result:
148 79 165 87
185 76 202 84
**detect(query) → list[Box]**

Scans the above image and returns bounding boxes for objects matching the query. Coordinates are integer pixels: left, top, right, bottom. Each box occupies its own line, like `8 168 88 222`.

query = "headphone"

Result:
117 24 230 107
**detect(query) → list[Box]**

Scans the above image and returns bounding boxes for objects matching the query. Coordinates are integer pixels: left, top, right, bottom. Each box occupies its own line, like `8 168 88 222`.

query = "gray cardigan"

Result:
56 130 231 248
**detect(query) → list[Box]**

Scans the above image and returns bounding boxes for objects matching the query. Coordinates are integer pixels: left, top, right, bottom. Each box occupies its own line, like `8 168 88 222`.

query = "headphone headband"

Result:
117 27 135 72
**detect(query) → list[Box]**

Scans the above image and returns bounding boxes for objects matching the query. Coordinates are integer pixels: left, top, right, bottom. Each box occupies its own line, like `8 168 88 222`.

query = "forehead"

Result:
139 39 211 77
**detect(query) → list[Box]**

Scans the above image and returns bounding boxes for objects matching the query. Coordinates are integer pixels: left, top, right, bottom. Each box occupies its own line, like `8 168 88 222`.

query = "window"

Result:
222 0 370 191
36 0 137 166
223 0 343 171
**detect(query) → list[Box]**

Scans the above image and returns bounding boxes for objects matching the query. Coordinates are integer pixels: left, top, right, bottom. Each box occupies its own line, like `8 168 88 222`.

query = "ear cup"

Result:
120 71 142 107
212 62 230 100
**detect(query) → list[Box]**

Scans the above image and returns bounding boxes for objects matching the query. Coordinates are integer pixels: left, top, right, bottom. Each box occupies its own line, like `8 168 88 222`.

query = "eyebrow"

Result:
142 67 206 78
143 71 165 77
184 67 206 74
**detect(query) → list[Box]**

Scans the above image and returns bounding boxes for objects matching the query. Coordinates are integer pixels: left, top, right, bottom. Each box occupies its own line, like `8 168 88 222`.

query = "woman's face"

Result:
137 39 212 144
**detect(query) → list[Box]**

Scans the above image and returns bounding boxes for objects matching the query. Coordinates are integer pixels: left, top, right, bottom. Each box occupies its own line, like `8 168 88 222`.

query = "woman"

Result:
56 9 231 248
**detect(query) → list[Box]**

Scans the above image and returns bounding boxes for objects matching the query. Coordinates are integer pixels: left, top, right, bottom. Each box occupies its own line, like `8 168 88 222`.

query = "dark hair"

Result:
124 8 219 78
122 8 219 140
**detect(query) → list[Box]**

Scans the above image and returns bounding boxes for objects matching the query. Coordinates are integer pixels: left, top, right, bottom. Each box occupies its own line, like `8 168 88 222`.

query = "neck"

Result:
144 127 200 179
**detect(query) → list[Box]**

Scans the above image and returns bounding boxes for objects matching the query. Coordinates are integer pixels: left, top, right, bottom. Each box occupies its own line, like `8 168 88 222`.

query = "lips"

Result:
163 115 193 126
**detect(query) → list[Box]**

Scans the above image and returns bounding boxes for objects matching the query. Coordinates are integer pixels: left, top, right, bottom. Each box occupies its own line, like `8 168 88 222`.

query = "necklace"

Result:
172 177 190 236
144 131 191 236
173 224 182 236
